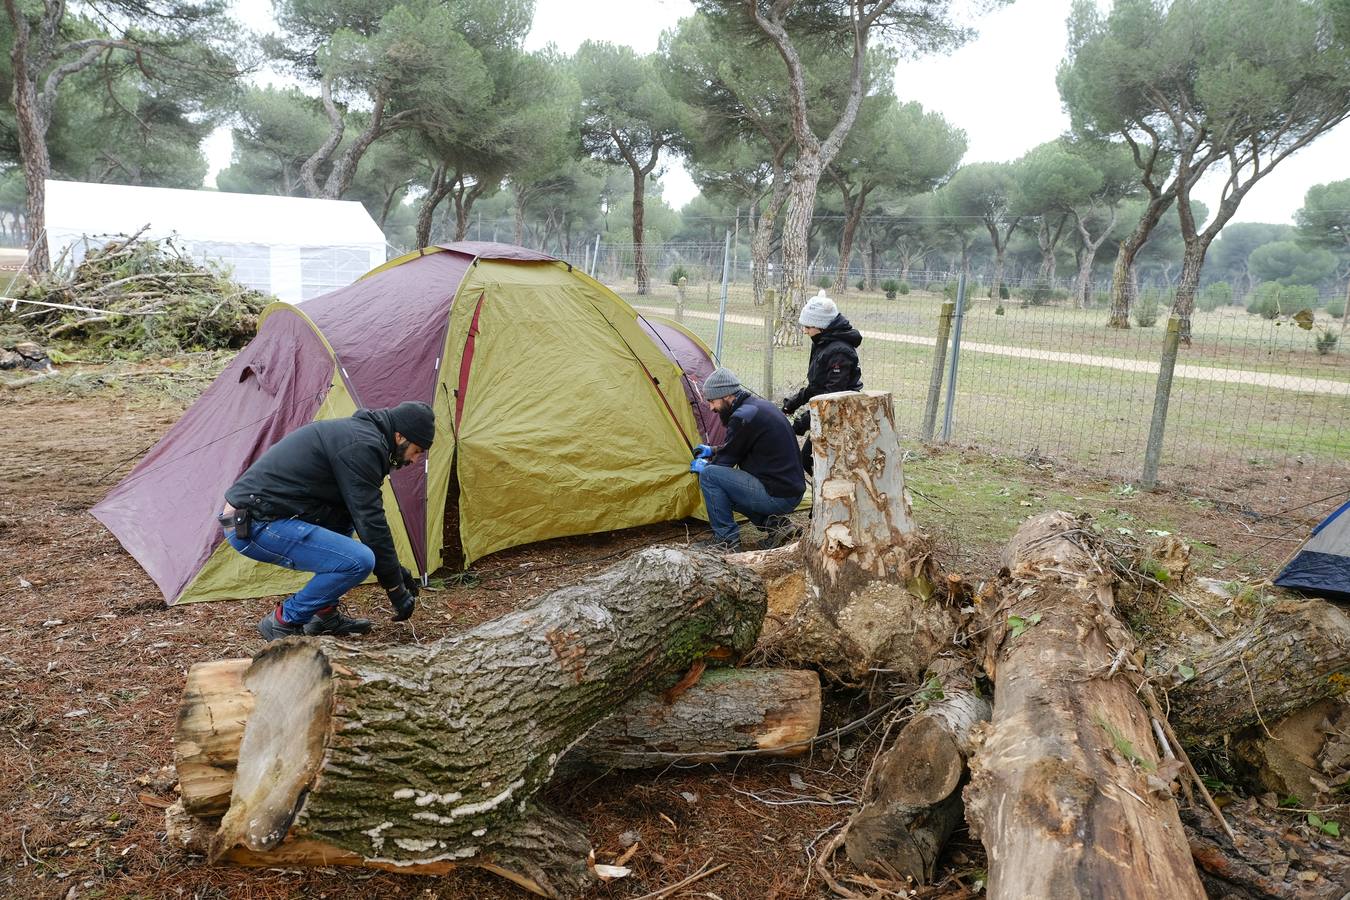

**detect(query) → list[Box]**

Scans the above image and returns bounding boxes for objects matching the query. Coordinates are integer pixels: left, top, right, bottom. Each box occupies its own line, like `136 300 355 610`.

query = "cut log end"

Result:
872 716 966 807
212 639 333 859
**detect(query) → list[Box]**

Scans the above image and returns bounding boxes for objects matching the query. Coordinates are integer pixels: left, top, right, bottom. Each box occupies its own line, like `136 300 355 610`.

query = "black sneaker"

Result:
257 607 305 641
761 515 803 549
690 536 742 553
304 605 373 636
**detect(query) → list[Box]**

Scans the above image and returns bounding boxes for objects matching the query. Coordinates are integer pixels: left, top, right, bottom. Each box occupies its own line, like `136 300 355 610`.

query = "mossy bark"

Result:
1168 600 1350 745
206 546 766 897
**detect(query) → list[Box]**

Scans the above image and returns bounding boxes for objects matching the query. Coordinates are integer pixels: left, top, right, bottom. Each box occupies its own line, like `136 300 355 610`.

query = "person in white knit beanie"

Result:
780 289 863 475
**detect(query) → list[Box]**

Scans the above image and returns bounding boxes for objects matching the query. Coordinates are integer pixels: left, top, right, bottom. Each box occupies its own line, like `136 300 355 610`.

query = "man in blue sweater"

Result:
690 367 806 552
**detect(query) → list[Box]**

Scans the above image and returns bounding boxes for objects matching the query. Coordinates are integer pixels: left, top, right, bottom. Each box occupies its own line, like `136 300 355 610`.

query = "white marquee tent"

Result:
44 180 387 303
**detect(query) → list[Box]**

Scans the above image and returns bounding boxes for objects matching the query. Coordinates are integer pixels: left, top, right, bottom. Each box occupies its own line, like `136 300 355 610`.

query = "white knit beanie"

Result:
799 289 838 328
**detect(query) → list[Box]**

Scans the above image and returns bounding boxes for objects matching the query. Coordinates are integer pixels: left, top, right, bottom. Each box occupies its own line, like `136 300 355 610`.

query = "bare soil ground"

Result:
0 384 1330 900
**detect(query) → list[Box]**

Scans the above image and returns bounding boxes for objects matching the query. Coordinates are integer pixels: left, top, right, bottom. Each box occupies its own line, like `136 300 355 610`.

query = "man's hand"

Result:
693 443 713 460
388 586 416 621
781 399 793 415
690 457 709 475
400 565 420 597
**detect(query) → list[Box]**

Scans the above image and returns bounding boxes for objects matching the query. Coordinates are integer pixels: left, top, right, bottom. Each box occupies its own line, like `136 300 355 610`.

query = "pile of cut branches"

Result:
4 230 269 355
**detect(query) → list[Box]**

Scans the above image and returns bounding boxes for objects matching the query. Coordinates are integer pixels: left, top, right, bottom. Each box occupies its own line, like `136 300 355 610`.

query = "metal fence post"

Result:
940 273 968 443
588 234 601 278
922 299 956 442
763 288 775 398
714 230 731 359
1142 315 1182 490
676 276 687 324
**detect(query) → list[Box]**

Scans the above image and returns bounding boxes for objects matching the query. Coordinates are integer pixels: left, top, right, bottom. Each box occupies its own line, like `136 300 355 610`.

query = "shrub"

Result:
881 278 900 300
1328 298 1346 319
1315 328 1339 355
1281 284 1320 309
1198 281 1232 312
1248 282 1283 319
898 281 911 295
856 278 866 291
816 275 833 289
1133 290 1161 328
995 303 1005 316
942 281 959 300
668 265 689 286
1026 280 1053 307
998 283 1010 300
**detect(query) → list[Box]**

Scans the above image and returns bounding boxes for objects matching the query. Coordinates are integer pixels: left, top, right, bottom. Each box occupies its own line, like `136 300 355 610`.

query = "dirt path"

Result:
633 305 1350 397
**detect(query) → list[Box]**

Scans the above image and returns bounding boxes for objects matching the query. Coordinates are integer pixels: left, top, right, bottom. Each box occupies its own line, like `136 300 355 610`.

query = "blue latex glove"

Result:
693 443 713 460
690 457 709 475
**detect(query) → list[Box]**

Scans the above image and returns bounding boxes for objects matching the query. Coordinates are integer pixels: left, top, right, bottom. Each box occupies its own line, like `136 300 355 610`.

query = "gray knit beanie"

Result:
388 400 436 448
799 289 839 328
701 367 741 401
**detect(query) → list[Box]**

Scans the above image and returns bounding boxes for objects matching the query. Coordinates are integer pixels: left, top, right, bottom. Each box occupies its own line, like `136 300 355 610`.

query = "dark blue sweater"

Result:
710 391 806 499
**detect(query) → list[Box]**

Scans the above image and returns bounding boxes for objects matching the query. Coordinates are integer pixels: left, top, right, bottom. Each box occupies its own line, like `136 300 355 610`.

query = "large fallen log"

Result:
197 546 766 898
963 511 1206 900
1184 803 1350 899
1167 600 1350 745
761 391 954 683
175 661 822 816
844 655 990 883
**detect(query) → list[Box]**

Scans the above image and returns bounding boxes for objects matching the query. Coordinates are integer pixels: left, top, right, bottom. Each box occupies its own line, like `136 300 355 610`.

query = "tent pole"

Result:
714 230 731 360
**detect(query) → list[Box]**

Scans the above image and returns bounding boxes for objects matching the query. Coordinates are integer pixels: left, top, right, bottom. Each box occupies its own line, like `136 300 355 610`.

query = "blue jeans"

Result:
226 518 375 624
698 464 803 543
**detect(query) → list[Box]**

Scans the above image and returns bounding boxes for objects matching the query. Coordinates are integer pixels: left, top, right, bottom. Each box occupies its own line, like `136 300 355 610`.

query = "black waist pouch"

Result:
217 507 253 540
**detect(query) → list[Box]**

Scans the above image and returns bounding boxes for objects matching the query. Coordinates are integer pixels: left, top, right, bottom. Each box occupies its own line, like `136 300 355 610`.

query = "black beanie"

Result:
388 401 436 448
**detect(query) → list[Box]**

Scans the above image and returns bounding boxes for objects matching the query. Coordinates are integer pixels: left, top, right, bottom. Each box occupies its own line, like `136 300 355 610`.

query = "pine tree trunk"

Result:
515 191 527 246
1109 199 1170 328
1167 600 1350 745
963 511 1205 900
8 24 52 274
844 656 990 883
832 194 863 295
762 391 951 684
174 662 821 817
776 158 821 347
990 246 1007 301
203 547 765 897
1172 240 1209 343
632 170 649 295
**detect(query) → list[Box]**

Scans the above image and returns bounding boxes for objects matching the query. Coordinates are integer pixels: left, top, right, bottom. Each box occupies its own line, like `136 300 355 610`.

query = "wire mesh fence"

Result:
598 259 1350 505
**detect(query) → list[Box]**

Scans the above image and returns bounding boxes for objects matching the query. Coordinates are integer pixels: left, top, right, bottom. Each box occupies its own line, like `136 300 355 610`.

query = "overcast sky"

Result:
208 0 1350 226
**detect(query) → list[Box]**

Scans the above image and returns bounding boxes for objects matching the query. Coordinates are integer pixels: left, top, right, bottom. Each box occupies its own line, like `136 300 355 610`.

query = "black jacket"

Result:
225 409 404 590
711 391 806 499
782 313 864 436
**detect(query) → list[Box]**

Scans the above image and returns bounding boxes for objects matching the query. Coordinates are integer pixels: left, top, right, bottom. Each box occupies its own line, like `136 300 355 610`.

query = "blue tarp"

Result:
1274 500 1350 602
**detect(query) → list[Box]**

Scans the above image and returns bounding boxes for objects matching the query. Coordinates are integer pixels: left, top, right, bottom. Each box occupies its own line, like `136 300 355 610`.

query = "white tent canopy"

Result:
44 180 387 303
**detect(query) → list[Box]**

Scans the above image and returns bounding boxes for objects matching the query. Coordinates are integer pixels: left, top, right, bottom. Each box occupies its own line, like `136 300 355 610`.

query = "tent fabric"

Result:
95 242 722 605
1274 500 1350 602
44 180 386 303
639 315 726 447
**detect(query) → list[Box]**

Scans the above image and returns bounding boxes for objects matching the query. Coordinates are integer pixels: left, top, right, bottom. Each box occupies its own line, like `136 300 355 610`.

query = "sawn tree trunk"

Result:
962 511 1205 900
201 546 767 898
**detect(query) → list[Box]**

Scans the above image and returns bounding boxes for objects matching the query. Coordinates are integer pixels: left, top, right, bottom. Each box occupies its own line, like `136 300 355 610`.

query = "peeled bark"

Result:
963 511 1205 900
1167 600 1350 745
1185 804 1350 900
779 391 950 684
844 656 991 883
201 547 765 897
174 661 821 817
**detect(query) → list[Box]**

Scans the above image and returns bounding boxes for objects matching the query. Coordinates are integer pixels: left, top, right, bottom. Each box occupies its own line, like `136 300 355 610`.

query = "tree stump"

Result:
1167 599 1350 745
201 546 766 898
174 662 822 816
844 655 991 883
963 511 1205 900
763 390 952 683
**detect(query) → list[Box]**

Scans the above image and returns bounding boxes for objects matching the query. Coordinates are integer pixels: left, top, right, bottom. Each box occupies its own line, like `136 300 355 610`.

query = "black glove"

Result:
400 565 420 597
388 586 416 622
781 399 793 416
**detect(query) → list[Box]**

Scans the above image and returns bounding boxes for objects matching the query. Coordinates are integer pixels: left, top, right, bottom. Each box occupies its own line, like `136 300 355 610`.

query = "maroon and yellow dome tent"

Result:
93 242 723 604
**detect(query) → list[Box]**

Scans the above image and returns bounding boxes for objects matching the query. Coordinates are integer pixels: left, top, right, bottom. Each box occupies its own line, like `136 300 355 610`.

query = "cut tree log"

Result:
844 655 991 883
760 390 953 683
963 511 1206 900
1231 698 1350 801
200 546 766 898
174 662 822 816
1184 803 1350 899
1167 599 1350 745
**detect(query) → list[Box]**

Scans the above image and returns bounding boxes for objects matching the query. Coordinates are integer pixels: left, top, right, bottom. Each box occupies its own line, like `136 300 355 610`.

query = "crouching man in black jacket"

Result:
219 401 435 641
689 367 805 553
